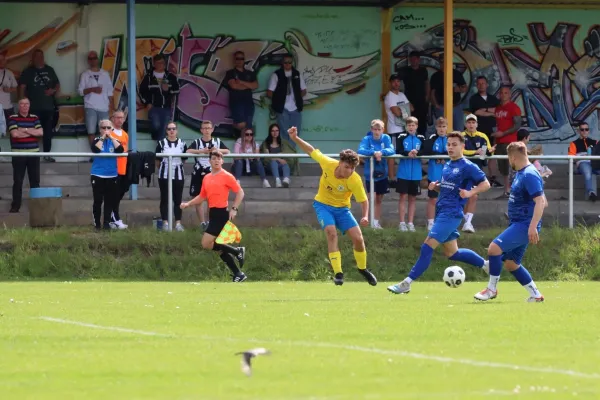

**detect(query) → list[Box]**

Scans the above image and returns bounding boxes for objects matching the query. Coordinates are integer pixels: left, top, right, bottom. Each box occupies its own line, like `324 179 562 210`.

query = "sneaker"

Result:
526 295 544 303
407 223 416 232
398 222 408 232
333 272 344 286
102 223 111 230
427 220 434 231
387 280 411 294
282 177 290 188
236 247 246 268
490 177 503 188
358 268 377 286
462 222 475 233
9 207 19 213
200 221 209 231
474 287 498 301
162 221 169 232
590 192 597 202
482 260 490 275
108 222 118 230
373 221 383 230
44 156 56 163
275 178 283 188
114 220 128 230
262 179 271 188
175 223 185 232
232 272 248 283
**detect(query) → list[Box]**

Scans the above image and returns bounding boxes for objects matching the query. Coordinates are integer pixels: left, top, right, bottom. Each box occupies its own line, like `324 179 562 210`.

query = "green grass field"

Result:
2 281 599 399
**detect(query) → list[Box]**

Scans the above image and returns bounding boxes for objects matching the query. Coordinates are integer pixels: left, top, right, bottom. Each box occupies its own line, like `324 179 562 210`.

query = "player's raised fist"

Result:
459 188 472 199
287 126 298 140
428 181 439 191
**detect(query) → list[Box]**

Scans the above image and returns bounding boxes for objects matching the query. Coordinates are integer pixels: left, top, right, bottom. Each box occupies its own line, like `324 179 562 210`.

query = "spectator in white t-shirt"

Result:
78 51 114 155
384 73 413 185
0 54 18 123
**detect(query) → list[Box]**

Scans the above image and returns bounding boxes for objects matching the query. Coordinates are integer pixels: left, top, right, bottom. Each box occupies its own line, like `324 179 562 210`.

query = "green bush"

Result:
0 226 598 281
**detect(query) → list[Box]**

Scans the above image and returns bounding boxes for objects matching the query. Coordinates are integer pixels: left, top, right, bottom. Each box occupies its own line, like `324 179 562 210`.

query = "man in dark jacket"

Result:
139 54 180 141
267 54 307 147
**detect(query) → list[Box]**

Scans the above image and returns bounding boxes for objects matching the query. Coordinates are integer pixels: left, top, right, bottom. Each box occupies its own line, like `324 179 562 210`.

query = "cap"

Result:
465 114 477 122
389 73 401 82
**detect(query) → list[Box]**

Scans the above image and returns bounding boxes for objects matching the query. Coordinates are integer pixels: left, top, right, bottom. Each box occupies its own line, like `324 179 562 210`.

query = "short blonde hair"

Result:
371 119 385 129
507 141 528 156
435 117 448 126
406 116 418 125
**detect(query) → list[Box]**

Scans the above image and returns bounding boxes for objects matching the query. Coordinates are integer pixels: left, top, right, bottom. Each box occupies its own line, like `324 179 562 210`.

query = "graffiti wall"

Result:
0 3 381 153
392 7 600 155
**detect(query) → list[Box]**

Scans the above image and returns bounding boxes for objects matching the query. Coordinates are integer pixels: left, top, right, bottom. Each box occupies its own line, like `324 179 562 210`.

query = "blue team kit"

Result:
396 133 425 181
425 133 448 183
357 131 395 182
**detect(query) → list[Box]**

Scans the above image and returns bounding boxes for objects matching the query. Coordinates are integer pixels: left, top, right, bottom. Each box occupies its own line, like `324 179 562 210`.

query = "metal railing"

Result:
1 151 599 230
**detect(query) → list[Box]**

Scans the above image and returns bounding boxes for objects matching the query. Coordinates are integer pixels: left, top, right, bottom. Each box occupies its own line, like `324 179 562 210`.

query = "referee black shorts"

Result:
206 207 230 237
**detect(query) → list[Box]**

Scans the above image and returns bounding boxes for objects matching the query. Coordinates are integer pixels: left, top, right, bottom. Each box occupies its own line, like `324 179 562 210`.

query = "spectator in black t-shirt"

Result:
469 76 502 187
398 51 429 135
224 51 258 135
429 57 467 131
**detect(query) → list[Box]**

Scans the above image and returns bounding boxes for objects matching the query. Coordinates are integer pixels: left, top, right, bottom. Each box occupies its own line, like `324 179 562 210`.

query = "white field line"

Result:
39 316 600 380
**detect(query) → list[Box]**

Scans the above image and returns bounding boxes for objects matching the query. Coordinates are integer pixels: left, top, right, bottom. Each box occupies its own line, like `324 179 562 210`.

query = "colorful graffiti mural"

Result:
102 25 379 137
392 9 600 147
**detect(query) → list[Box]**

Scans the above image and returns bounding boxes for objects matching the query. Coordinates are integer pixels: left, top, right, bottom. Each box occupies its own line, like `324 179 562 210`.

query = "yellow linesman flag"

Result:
215 221 242 244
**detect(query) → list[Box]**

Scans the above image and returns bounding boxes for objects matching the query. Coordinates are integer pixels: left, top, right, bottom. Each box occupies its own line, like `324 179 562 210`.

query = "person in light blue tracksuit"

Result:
396 116 425 231
357 119 395 229
423 116 448 231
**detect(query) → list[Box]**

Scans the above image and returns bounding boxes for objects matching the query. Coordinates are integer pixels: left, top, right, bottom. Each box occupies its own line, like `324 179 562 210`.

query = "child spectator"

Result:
423 117 448 232
357 119 395 229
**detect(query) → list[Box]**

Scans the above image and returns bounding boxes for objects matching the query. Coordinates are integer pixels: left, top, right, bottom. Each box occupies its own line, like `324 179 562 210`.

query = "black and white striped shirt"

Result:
188 137 228 172
156 138 188 180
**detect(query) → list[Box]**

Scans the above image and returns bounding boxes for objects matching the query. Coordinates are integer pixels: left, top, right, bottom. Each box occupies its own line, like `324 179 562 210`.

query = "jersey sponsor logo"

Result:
452 168 459 174
337 185 345 192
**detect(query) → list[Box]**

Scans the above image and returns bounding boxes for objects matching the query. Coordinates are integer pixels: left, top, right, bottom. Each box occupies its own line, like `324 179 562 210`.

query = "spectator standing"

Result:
259 123 298 188
398 51 429 135
267 54 307 146
423 117 448 231
0 54 18 122
224 51 258 135
0 104 5 137
429 56 467 131
187 120 230 231
108 110 129 229
18 49 59 162
384 73 412 185
469 76 502 187
139 54 180 141
91 119 123 230
357 119 395 229
493 85 522 196
156 122 188 231
568 122 598 201
7 98 43 213
461 114 494 233
79 51 114 157
234 127 269 188
396 117 425 232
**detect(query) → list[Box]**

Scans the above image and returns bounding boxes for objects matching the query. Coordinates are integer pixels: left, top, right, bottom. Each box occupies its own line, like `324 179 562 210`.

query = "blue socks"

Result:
408 243 435 280
488 254 503 276
511 265 533 286
449 249 485 268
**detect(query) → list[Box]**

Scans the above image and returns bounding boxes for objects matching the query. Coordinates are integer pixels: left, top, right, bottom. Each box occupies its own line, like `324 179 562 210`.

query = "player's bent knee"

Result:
324 226 338 241
503 260 519 272
488 242 502 256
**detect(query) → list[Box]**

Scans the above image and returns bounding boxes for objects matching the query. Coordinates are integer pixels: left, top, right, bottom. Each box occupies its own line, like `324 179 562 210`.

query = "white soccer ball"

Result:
443 266 466 288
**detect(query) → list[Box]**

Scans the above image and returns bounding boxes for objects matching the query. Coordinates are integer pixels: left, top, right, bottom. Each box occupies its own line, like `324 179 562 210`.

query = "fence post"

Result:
369 157 375 228
167 156 173 232
568 157 574 229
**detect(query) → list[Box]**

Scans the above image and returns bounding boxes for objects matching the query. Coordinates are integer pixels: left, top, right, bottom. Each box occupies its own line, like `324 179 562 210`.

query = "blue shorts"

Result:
493 223 538 265
313 201 358 233
428 217 462 244
230 99 255 126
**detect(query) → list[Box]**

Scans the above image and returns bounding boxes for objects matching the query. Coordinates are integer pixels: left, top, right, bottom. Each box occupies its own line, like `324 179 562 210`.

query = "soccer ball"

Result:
443 266 465 288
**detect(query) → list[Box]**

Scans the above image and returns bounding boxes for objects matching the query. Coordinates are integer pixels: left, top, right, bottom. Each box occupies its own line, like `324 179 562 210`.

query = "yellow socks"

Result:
329 251 342 274
354 249 367 270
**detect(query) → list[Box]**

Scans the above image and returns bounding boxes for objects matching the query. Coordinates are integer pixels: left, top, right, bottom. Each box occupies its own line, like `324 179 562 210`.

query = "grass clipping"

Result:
0 225 599 281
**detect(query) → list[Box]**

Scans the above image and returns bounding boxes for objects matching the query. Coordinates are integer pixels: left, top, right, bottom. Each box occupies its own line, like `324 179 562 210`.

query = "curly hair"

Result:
339 149 360 167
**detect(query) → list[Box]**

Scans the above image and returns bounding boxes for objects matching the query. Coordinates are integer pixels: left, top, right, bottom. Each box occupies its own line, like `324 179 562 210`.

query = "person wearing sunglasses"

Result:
78 50 114 159
91 119 124 230
224 51 257 135
568 121 599 202
233 127 269 188
266 54 307 147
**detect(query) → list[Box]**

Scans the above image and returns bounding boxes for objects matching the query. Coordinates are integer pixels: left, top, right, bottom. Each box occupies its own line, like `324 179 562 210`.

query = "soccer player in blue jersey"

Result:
388 132 491 294
474 141 546 302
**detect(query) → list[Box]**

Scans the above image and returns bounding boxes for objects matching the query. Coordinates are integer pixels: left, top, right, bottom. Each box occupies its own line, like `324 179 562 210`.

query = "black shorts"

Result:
189 168 209 197
471 158 488 169
205 207 229 237
495 143 510 176
396 179 421 196
427 180 439 199
365 179 390 195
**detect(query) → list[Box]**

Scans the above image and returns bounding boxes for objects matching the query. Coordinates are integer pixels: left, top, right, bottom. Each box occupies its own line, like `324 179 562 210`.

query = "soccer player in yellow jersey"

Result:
288 126 377 286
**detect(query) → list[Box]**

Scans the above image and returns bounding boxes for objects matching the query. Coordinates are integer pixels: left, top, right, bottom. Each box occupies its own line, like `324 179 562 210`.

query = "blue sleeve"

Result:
381 135 395 156
468 162 487 185
524 172 544 198
357 136 373 156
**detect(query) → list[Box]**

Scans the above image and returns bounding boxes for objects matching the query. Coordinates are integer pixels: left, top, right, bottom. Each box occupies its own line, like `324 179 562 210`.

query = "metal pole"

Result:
369 156 375 228
167 156 174 231
443 0 454 130
568 157 574 229
126 0 138 201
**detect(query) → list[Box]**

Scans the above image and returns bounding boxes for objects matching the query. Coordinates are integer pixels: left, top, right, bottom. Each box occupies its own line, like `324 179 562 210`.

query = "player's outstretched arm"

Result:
288 126 315 155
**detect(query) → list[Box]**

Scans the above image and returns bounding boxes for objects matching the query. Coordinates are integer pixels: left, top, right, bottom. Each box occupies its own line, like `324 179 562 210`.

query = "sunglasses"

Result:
100 126 112 130
283 61 292 65
167 127 177 131
581 128 590 131
245 132 254 136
